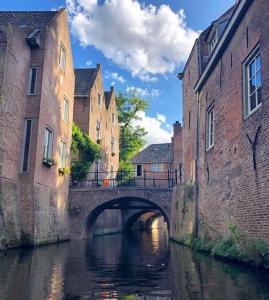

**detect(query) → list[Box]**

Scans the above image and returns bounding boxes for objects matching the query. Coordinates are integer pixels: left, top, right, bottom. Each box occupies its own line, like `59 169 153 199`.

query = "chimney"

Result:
173 121 182 135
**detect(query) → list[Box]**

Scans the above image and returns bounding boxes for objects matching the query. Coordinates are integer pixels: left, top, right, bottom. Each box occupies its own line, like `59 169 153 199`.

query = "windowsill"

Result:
206 144 214 152
245 103 262 119
27 93 37 96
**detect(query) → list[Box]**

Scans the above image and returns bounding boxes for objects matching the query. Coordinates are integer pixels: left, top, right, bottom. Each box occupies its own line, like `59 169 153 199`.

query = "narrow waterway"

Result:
1 230 269 300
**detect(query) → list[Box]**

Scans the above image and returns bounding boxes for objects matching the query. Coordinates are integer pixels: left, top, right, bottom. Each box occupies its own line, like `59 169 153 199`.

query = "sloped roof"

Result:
132 143 172 164
74 68 97 96
0 11 58 27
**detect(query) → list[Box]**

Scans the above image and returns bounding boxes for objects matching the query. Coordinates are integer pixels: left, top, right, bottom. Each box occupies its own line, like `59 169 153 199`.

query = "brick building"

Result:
74 65 120 186
0 10 74 249
171 0 269 242
132 143 173 188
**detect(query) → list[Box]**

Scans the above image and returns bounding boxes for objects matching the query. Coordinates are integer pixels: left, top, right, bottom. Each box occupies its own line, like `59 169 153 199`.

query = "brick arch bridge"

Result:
68 187 172 240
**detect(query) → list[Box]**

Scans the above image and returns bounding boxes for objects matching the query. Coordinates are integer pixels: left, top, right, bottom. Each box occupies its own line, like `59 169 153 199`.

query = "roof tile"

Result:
132 143 172 164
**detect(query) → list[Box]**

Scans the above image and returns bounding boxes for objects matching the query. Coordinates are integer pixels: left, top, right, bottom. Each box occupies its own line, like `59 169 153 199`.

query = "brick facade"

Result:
171 0 269 242
74 65 120 182
0 10 74 249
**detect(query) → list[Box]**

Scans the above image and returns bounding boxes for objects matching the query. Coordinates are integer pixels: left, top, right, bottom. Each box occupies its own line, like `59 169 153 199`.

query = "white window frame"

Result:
243 47 262 118
136 164 143 177
151 164 158 172
209 30 218 55
206 105 215 151
20 119 33 173
59 139 67 169
43 126 53 160
27 67 38 95
63 96 69 123
59 43 66 71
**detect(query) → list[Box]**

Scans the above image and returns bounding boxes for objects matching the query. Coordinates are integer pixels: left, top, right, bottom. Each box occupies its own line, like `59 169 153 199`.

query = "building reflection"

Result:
1 231 269 300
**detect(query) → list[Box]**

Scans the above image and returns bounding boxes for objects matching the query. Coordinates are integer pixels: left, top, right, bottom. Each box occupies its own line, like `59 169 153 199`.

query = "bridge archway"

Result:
69 188 172 240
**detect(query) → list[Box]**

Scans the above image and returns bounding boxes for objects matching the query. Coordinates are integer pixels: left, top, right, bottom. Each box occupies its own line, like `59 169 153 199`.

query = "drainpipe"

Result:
194 91 200 238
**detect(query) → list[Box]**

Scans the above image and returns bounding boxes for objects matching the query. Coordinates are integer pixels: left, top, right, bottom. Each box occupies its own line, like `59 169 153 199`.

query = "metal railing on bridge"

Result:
70 170 179 189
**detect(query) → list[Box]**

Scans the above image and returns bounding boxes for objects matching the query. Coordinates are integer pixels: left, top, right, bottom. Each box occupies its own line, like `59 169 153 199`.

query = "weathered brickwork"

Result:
0 10 74 249
171 0 269 242
69 188 172 240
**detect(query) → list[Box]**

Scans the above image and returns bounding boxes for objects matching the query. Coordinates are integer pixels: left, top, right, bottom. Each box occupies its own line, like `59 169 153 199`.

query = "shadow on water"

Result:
0 230 269 299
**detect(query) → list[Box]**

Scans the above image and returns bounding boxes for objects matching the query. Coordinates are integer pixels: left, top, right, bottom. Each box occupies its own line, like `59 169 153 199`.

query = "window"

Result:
59 139 67 169
63 97 69 123
27 67 38 95
206 105 214 150
96 121 101 140
112 112 115 124
21 119 33 172
151 164 163 172
136 164 142 177
111 136 115 153
244 48 262 117
59 43 66 71
209 31 218 54
43 127 53 160
98 93 102 107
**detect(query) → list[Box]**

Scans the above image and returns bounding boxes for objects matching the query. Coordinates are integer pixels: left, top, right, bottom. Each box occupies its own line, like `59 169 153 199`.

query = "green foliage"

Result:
180 225 269 269
116 93 148 172
183 181 194 200
211 238 242 260
254 239 269 267
71 123 101 182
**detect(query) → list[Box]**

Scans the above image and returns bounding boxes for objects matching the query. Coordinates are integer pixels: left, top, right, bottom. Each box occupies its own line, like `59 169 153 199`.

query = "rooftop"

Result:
74 68 97 96
0 11 59 27
132 143 172 164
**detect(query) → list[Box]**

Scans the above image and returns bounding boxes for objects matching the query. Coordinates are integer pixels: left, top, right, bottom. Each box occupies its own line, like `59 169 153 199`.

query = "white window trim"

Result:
27 67 38 95
59 43 66 71
59 139 67 169
243 46 262 118
206 105 215 151
20 119 33 173
96 121 101 140
43 126 54 160
63 96 69 123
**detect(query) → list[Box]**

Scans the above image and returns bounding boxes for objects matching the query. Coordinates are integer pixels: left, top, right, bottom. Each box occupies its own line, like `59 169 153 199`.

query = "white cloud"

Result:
133 111 172 145
126 86 160 99
156 113 166 123
67 0 199 81
105 71 126 83
86 60 92 66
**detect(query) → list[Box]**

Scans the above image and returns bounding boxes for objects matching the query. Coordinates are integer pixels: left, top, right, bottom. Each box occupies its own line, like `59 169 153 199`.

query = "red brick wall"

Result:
197 0 269 240
172 0 269 243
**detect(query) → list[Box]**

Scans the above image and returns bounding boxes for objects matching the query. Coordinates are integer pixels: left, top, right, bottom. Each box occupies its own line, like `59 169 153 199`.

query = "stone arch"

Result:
69 188 172 240
86 197 170 238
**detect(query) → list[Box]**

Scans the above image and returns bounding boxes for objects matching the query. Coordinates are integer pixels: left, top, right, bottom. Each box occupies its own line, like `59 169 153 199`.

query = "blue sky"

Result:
0 0 234 144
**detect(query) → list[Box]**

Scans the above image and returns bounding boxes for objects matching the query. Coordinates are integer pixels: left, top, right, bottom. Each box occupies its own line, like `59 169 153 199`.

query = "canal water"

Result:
1 229 269 300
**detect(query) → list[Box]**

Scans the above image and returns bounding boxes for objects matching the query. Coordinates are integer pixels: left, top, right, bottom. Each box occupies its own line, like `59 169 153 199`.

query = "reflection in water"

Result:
0 229 269 299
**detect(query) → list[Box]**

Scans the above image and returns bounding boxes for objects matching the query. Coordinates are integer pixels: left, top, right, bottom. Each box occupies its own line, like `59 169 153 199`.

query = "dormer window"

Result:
209 30 218 55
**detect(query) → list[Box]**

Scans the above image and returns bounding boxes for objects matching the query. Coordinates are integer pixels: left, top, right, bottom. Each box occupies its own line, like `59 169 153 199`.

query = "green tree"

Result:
116 93 148 173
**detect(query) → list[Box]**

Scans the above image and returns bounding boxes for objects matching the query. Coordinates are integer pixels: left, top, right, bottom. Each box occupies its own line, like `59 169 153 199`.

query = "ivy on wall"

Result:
71 123 101 182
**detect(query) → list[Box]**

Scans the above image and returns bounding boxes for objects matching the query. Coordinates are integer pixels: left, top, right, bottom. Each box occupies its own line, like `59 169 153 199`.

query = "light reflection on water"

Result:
0 229 269 299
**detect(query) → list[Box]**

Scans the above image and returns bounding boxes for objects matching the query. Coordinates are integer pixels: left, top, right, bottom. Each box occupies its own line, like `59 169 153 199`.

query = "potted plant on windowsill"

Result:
42 157 55 168
111 152 116 157
58 167 70 176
